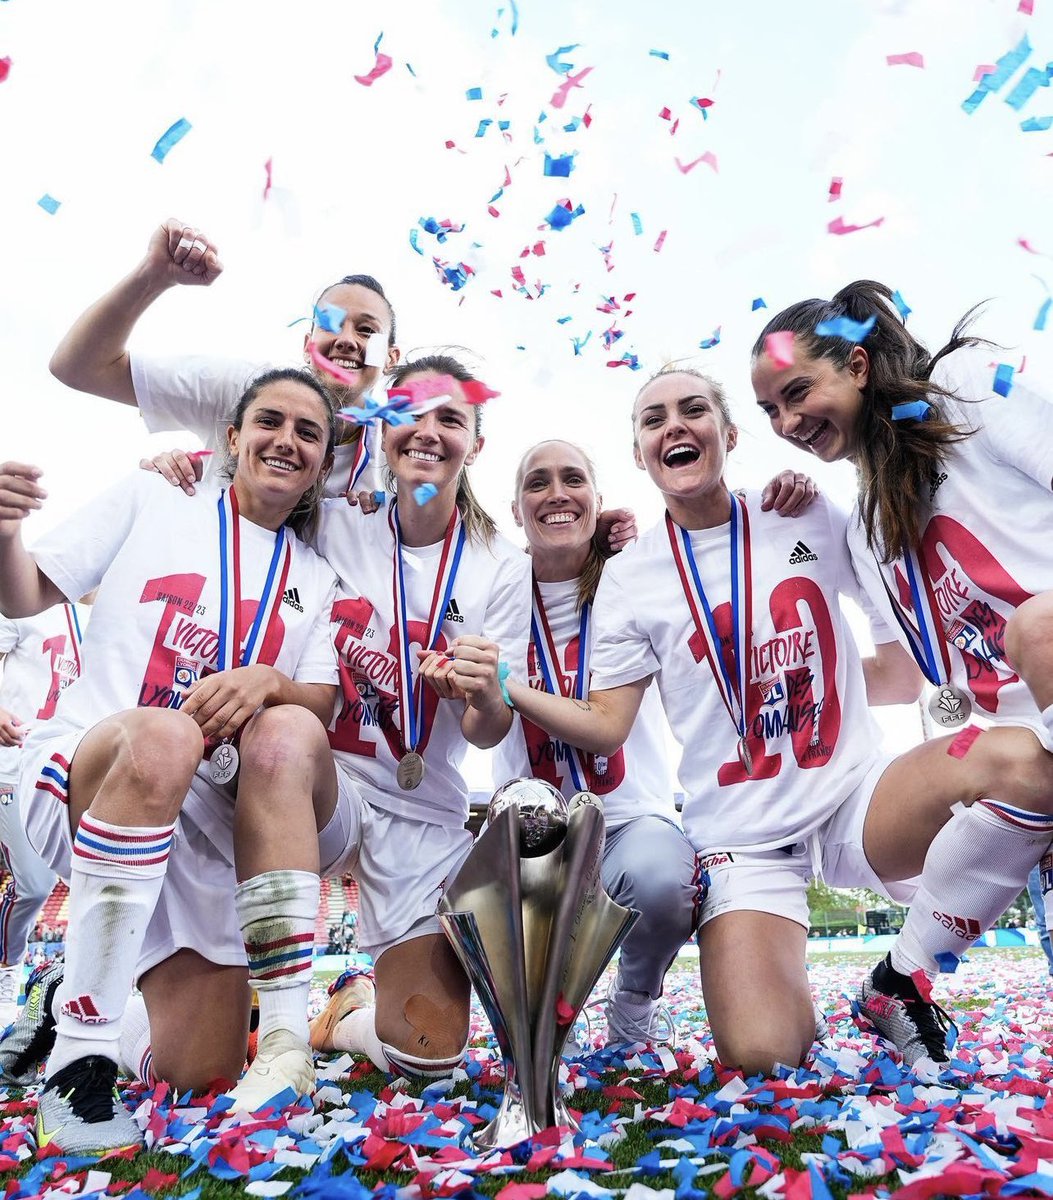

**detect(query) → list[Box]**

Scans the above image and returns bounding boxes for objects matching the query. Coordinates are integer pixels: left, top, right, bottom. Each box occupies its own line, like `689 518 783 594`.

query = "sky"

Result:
2 0 1052 766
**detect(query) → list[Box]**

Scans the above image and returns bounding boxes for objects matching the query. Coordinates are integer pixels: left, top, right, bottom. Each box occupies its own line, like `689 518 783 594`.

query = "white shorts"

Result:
331 766 472 962
696 755 919 930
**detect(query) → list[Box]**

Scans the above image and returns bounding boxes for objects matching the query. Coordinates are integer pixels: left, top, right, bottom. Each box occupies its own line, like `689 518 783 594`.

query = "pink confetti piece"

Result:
0 58 11 83
675 151 718 173
653 229 668 252
1019 236 1049 255
828 214 885 235
887 51 925 67
973 62 997 81
355 51 393 86
187 450 215 461
764 331 795 368
550 65 593 109
1020 0 1034 12
828 175 843 202
262 157 273 201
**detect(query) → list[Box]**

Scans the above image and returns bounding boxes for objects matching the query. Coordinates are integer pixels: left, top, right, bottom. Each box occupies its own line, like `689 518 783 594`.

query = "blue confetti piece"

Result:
546 43 579 74
649 49 670 60
544 152 575 177
1036 296 1051 331
630 212 643 234
414 483 438 506
891 288 912 320
1022 114 1053 131
935 950 960 972
545 201 584 229
409 227 423 255
313 302 346 334
556 314 573 324
815 314 876 342
752 297 767 311
962 34 1032 114
475 118 492 137
151 116 192 163
466 86 483 100
37 193 60 214
993 363 1015 396
373 31 383 54
571 331 592 355
498 118 510 130
891 400 933 421
728 1149 752 1186
808 1162 835 1200
699 325 722 349
1005 62 1053 110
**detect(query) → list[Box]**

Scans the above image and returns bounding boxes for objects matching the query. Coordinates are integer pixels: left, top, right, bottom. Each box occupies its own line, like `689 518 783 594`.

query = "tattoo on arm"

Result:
572 699 592 712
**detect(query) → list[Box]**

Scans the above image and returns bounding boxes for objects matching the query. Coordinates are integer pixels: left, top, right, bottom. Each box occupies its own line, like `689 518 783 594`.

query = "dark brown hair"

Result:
752 280 985 561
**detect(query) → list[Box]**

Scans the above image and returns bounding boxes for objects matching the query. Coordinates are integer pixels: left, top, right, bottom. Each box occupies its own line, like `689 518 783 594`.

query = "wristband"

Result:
497 660 513 708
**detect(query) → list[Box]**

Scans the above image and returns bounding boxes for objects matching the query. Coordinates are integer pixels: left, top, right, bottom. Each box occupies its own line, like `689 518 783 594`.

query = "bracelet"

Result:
497 660 514 709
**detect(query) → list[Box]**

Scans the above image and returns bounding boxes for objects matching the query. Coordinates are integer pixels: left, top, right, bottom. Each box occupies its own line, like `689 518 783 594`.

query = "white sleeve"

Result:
481 551 532 685
0 619 20 655
825 498 899 646
588 569 660 690
291 583 341 686
30 472 152 603
975 376 1053 492
130 354 272 440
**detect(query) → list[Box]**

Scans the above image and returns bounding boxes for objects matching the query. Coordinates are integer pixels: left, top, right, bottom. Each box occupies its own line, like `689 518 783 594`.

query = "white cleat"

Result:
225 1029 315 1114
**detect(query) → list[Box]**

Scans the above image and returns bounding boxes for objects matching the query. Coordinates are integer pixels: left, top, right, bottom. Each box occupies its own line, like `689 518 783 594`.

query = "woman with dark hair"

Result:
50 218 400 497
752 282 1053 1069
0 368 352 1149
307 353 533 1082
490 438 703 1046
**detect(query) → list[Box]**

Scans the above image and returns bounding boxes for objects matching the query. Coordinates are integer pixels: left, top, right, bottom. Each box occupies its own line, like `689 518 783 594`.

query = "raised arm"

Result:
506 676 647 758
0 464 65 617
49 218 223 406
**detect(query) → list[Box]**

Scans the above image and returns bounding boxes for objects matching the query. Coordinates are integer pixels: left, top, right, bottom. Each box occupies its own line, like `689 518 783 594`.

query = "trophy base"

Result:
474 1080 579 1150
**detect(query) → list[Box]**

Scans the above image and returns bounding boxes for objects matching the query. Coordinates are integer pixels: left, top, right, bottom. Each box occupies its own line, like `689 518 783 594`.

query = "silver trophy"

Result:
438 778 638 1149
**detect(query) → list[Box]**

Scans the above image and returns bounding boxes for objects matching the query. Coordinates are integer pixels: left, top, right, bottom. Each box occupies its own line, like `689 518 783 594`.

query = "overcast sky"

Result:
3 0 1051 767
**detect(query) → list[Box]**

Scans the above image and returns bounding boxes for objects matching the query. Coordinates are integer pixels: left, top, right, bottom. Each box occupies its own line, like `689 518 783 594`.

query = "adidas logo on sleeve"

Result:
282 587 304 612
788 541 818 565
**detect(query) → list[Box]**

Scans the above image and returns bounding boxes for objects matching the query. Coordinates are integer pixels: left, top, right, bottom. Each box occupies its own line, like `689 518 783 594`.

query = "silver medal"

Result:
927 683 972 728
210 741 240 786
737 736 754 777
397 751 425 791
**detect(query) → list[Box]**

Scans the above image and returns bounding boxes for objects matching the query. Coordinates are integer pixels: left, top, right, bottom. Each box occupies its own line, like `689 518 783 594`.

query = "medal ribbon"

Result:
390 502 466 754
216 486 292 672
665 493 753 743
874 548 954 687
530 578 590 792
346 427 371 493
63 603 83 676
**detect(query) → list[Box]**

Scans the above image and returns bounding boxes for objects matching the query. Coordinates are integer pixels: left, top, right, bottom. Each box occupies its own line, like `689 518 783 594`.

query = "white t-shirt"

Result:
490 576 677 828
0 605 89 780
589 492 892 853
849 346 1053 728
130 352 377 498
316 501 532 826
24 475 339 813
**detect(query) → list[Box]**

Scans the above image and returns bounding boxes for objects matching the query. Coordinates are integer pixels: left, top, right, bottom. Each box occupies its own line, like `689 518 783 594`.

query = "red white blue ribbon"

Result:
876 548 954 687
63 603 83 676
665 493 753 743
529 578 590 793
390 502 466 754
216 486 292 672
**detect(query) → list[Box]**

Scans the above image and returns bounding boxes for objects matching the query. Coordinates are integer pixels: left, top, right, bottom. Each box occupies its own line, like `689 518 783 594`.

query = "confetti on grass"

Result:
150 118 191 163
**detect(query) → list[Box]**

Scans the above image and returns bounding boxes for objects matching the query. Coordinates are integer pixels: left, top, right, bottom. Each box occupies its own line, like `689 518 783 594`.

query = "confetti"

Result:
466 86 483 100
1005 63 1053 110
675 151 718 173
262 157 273 201
413 483 439 506
1021 115 1053 131
699 326 722 349
891 289 912 320
544 153 576 177
0 57 10 82
886 51 925 67
550 66 593 110
653 230 668 252
764 331 795 367
150 117 192 163
545 200 585 230
313 303 346 334
752 297 767 311
815 314 877 342
891 400 933 421
630 212 643 235
354 51 393 86
546 44 579 74
649 49 670 60
37 193 60 214
828 176 843 201
1036 297 1051 331
962 34 1032 114
993 363 1015 396
828 214 885 235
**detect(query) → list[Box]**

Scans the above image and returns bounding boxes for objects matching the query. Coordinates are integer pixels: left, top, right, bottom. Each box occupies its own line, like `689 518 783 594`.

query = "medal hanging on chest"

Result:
530 579 591 792
879 546 973 730
391 503 466 790
209 487 292 786
666 494 756 777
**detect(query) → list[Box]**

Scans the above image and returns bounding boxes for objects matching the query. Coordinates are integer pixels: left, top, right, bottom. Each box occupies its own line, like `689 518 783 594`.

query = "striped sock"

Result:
236 870 318 1044
48 814 174 1079
891 799 1053 979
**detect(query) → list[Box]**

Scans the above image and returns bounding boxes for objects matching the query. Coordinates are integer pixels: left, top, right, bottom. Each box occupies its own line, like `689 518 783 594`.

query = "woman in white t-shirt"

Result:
50 218 401 498
0 368 351 1150
490 439 702 1046
753 281 1053 1070
503 367 1053 1078
307 353 532 1082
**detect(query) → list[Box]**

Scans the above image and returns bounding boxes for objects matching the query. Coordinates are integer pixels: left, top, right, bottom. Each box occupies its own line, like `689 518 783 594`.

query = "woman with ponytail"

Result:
752 283 1053 1073
491 439 702 1047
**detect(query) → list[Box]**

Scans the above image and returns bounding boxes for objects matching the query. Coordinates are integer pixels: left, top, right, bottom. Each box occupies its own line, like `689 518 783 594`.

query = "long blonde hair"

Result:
384 354 497 546
514 440 605 610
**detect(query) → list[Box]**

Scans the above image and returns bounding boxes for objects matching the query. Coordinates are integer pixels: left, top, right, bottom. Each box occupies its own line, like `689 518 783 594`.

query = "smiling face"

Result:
751 341 869 463
228 379 332 516
303 282 398 403
513 441 600 560
631 373 736 508
381 370 482 497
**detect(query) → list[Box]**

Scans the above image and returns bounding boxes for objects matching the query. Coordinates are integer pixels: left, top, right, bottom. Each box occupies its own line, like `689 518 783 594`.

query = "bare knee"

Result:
976 726 1053 810
240 705 329 776
105 710 202 819
713 1027 811 1078
374 936 470 1060
1005 595 1053 672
